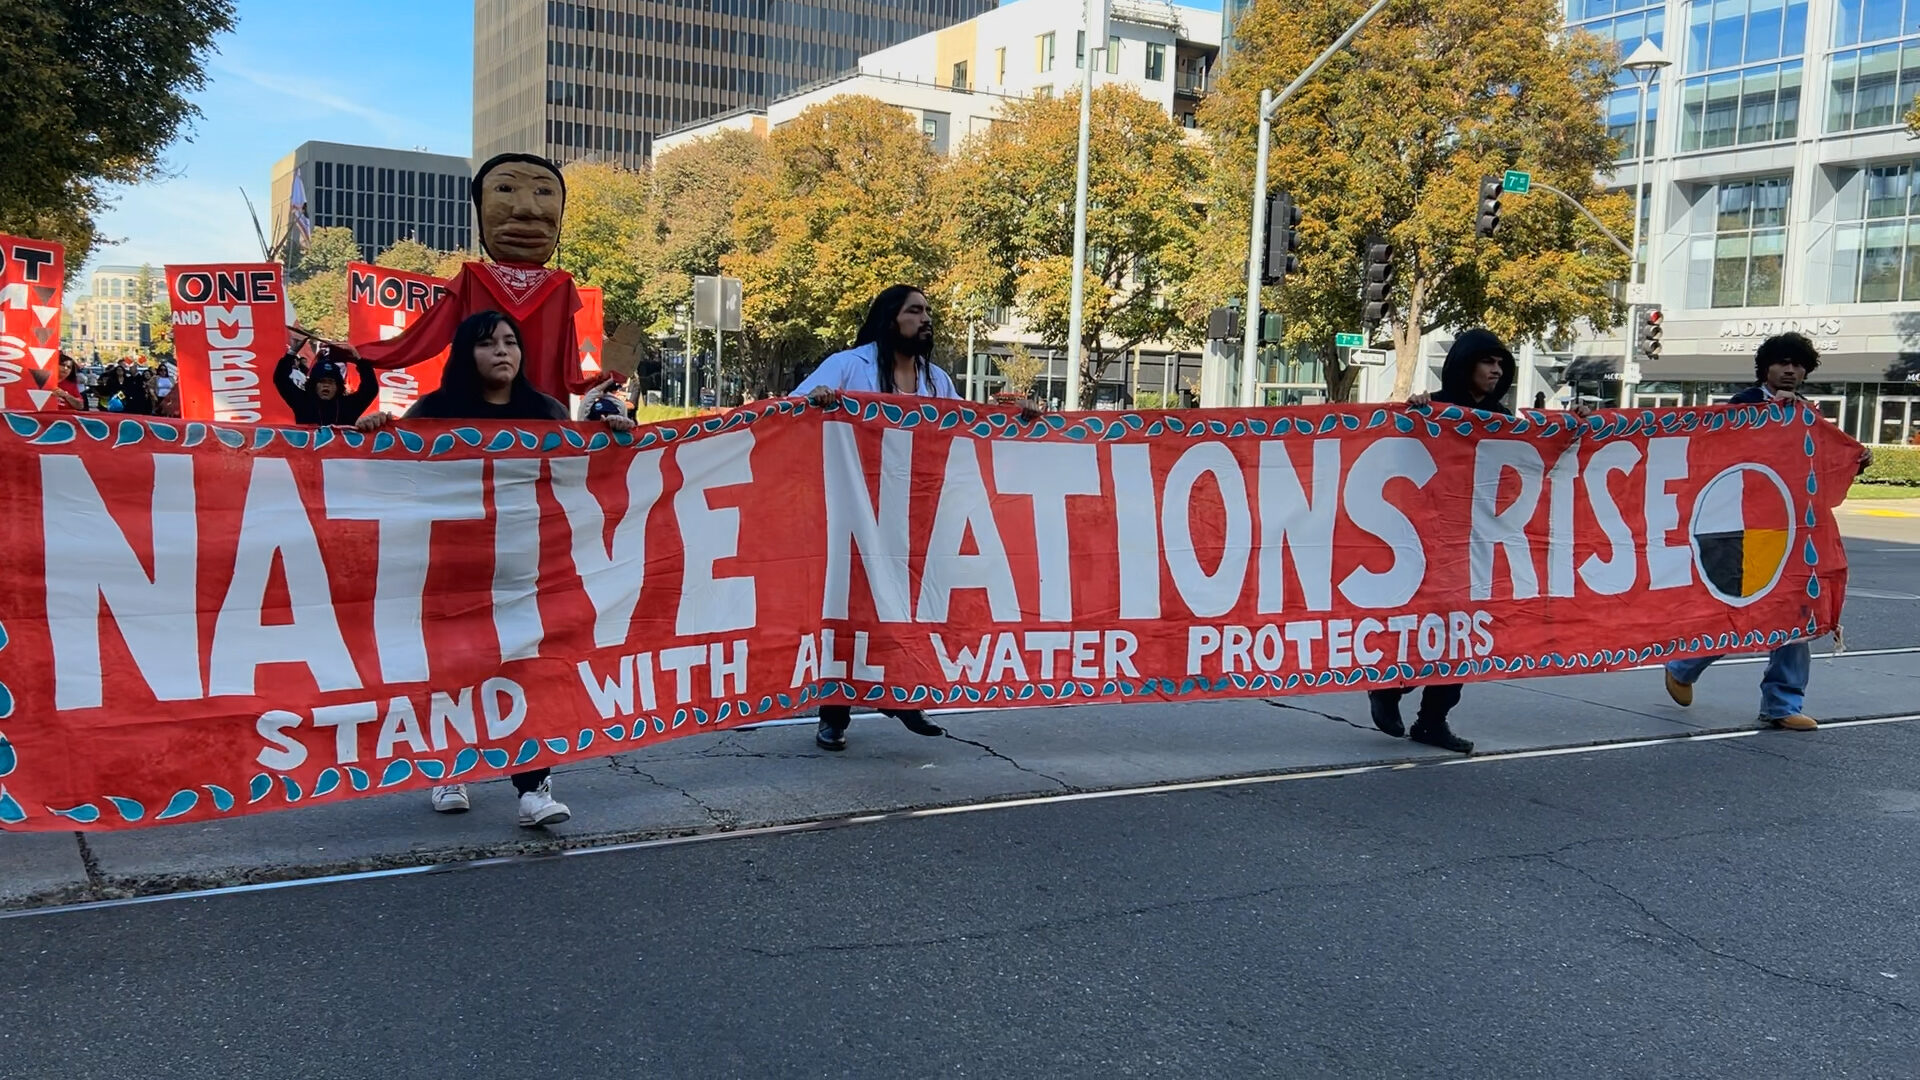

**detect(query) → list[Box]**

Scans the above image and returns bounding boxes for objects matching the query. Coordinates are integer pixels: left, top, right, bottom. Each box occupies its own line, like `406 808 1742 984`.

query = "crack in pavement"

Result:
1531 853 1913 1015
739 827 1762 960
1263 698 1379 735
940 732 1074 790
606 759 734 827
690 731 827 762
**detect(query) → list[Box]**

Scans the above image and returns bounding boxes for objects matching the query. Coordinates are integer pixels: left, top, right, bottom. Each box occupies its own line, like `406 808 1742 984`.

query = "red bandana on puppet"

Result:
357 153 596 401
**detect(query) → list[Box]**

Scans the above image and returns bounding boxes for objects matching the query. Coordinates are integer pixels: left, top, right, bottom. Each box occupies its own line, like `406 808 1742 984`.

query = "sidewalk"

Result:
6 650 1914 911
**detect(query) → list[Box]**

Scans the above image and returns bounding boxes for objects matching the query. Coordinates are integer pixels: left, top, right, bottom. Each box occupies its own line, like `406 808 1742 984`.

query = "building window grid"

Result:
1674 0 1807 151
1830 160 1920 303
1691 176 1792 308
1570 1 1666 160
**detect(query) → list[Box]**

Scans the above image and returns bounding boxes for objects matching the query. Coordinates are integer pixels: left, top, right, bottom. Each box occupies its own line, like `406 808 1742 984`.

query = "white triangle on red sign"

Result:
28 347 56 368
32 305 59 326
27 389 55 410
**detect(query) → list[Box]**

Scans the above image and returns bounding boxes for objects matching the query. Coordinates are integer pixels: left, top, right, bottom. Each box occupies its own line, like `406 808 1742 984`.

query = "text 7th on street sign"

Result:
1502 170 1532 194
1334 332 1366 348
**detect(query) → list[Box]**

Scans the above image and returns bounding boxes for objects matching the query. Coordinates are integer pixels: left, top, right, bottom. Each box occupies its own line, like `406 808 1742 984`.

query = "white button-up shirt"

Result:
790 342 960 399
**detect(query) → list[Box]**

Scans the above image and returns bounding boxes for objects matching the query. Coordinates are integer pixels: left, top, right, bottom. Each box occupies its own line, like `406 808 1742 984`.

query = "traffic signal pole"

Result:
1240 0 1394 408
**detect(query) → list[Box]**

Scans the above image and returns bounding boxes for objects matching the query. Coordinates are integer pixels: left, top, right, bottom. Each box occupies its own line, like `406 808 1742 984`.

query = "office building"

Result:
76 265 161 360
1222 0 1253 50
474 0 999 168
270 142 475 265
1542 0 1920 445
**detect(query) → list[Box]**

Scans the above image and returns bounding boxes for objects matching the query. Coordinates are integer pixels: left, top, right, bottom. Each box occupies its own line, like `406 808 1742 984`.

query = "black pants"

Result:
1367 685 1462 727
511 769 549 794
818 705 920 731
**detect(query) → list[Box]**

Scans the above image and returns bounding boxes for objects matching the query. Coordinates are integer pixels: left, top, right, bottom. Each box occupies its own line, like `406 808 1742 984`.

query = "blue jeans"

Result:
1665 641 1812 720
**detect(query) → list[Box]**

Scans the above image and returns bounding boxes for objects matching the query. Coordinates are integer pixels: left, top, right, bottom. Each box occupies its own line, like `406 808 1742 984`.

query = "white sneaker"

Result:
429 784 470 813
517 778 571 828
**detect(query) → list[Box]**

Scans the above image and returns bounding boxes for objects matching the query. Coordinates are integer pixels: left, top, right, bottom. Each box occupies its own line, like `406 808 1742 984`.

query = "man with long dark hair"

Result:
789 285 957 751
794 284 955 400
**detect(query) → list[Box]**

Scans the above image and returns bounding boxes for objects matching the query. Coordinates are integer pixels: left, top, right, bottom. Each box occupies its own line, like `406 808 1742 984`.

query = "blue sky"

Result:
81 0 1222 282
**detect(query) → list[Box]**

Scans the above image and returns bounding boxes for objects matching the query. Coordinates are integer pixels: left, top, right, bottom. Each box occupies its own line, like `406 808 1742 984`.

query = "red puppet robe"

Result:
356 261 596 401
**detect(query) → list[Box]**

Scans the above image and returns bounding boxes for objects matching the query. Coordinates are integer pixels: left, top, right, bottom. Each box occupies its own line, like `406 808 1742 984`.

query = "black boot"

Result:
1368 693 1405 738
1409 719 1473 755
895 710 945 737
815 719 847 751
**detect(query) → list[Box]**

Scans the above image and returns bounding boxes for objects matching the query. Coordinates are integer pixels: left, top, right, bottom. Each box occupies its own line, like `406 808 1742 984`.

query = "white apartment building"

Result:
1551 0 1920 444
652 0 1222 405
72 265 161 361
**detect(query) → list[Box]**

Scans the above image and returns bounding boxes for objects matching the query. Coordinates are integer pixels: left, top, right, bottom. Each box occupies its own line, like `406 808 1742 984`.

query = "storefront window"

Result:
1828 160 1920 303
1879 396 1920 443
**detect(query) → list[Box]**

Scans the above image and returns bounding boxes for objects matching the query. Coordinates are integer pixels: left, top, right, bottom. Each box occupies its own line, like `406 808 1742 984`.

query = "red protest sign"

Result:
575 286 604 378
0 398 1860 831
166 264 294 425
0 233 66 411
346 262 450 414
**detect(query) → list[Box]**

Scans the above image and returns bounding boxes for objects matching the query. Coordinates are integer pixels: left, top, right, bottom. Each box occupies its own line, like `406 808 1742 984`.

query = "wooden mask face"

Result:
476 161 564 266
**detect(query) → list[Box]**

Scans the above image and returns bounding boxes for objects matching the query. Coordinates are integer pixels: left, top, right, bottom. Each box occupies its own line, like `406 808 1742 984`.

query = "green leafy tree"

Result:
432 249 476 279
648 130 769 315
374 238 441 274
554 160 661 333
295 227 360 280
942 85 1206 408
723 97 951 388
0 0 235 274
1203 0 1630 401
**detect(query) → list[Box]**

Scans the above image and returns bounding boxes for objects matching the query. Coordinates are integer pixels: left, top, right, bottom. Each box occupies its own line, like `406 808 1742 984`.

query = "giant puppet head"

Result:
471 152 567 266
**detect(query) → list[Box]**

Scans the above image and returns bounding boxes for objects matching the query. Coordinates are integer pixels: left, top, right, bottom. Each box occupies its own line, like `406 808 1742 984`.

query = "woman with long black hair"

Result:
360 308 632 826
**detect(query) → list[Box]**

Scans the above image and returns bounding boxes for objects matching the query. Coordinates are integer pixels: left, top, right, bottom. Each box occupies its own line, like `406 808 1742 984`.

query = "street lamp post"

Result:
1239 0 1394 408
1065 0 1103 411
1620 39 1670 405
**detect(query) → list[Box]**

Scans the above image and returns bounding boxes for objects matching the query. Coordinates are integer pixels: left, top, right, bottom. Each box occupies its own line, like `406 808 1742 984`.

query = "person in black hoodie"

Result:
274 339 379 426
359 309 632 827
1368 327 1518 755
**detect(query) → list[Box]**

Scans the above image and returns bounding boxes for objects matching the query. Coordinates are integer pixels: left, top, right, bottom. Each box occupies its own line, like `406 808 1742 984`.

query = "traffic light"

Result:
1636 304 1664 361
1475 174 1503 238
1262 192 1303 284
1362 237 1393 332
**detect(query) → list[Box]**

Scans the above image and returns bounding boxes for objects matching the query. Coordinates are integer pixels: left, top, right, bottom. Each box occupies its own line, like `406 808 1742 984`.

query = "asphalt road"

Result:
1830 524 1919 649
6 718 1916 1079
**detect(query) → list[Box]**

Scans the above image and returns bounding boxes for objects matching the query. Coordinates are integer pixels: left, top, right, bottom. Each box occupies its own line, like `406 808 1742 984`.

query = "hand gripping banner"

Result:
0 397 1859 831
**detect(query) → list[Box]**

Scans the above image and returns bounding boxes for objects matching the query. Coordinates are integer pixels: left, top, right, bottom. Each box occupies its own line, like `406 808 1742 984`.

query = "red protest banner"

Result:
166 263 295 425
576 286 604 378
346 262 449 414
0 398 1860 831
0 233 65 411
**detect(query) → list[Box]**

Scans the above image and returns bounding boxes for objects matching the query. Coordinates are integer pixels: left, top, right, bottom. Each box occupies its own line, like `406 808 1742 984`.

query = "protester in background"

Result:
273 339 378 426
1371 329 1527 755
1533 391 1548 410
1662 333 1872 731
53 354 88 411
359 309 632 827
103 357 155 415
790 284 1038 753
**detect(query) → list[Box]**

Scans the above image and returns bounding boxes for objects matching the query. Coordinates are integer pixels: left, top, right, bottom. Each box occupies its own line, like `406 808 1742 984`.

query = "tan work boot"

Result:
1664 670 1693 707
1767 713 1818 731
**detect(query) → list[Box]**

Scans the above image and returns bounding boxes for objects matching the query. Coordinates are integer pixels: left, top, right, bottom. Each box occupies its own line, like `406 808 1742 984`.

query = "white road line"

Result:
7 713 1916 923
